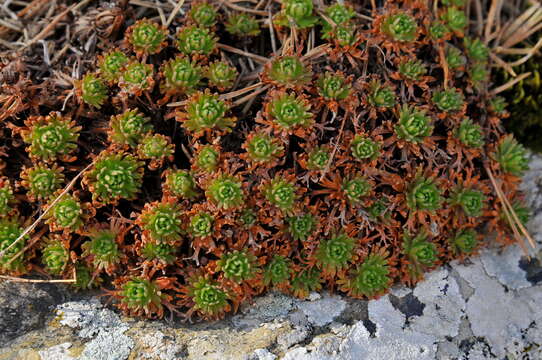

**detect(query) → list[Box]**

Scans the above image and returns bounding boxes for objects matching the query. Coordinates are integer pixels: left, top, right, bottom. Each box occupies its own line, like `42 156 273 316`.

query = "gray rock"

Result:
232 292 296 329
297 293 347 327
454 257 534 358
480 245 531 290
0 282 69 346
38 343 75 360
249 348 276 360
410 268 465 338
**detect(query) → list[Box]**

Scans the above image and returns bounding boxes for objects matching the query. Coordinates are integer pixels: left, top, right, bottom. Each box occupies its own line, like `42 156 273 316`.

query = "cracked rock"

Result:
297 293 347 327
480 245 531 290
454 257 534 358
409 268 465 338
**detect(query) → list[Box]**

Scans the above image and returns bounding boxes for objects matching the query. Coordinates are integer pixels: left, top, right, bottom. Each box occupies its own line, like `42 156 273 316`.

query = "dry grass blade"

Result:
165 0 185 27
0 268 76 283
489 71 531 95
300 44 330 61
233 84 270 105
485 166 537 252
217 43 269 64
22 0 94 49
219 0 268 16
219 82 263 100
484 0 503 41
501 4 542 47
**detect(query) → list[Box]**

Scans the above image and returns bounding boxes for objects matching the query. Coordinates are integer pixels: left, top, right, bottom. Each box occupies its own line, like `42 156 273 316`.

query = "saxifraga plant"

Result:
0 0 532 323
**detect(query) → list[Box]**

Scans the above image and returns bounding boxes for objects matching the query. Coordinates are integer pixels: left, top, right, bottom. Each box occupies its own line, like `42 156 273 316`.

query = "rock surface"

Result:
1 155 542 360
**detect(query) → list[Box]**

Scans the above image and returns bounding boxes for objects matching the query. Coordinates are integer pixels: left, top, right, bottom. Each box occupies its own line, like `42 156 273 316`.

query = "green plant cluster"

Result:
0 0 531 322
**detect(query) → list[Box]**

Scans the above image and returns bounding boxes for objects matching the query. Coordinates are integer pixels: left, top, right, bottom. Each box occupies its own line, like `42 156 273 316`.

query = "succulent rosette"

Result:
98 50 129 83
380 12 418 42
41 237 69 275
492 135 529 176
316 72 352 101
21 113 81 162
78 73 108 108
322 3 355 31
126 19 168 56
322 23 358 48
178 91 236 136
432 87 464 111
243 131 284 164
264 56 312 88
192 145 220 173
449 187 486 217
367 81 396 108
266 91 313 131
464 37 489 63
350 134 381 161
189 1 218 27
136 133 175 169
0 179 15 217
455 118 484 148
276 0 318 29
315 232 356 276
398 59 427 80
217 250 259 283
83 151 144 205
187 275 230 319
82 227 123 273
206 174 244 210
288 213 316 241
263 176 298 214
343 176 372 205
395 105 433 143
138 200 183 243
160 57 202 95
225 13 260 37
263 255 292 287
45 193 84 233
205 61 238 90
0 217 28 273
446 46 466 69
188 211 214 238
441 6 467 35
141 242 177 265
340 252 392 298
406 175 443 212
20 163 64 201
177 25 217 56
450 228 478 254
305 146 331 171
162 169 199 200
120 278 165 316
119 61 155 95
108 109 153 147
403 231 438 268
428 21 449 39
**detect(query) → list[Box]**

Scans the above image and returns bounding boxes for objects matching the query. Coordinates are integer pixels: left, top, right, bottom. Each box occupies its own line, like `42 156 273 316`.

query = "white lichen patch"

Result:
410 268 466 338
